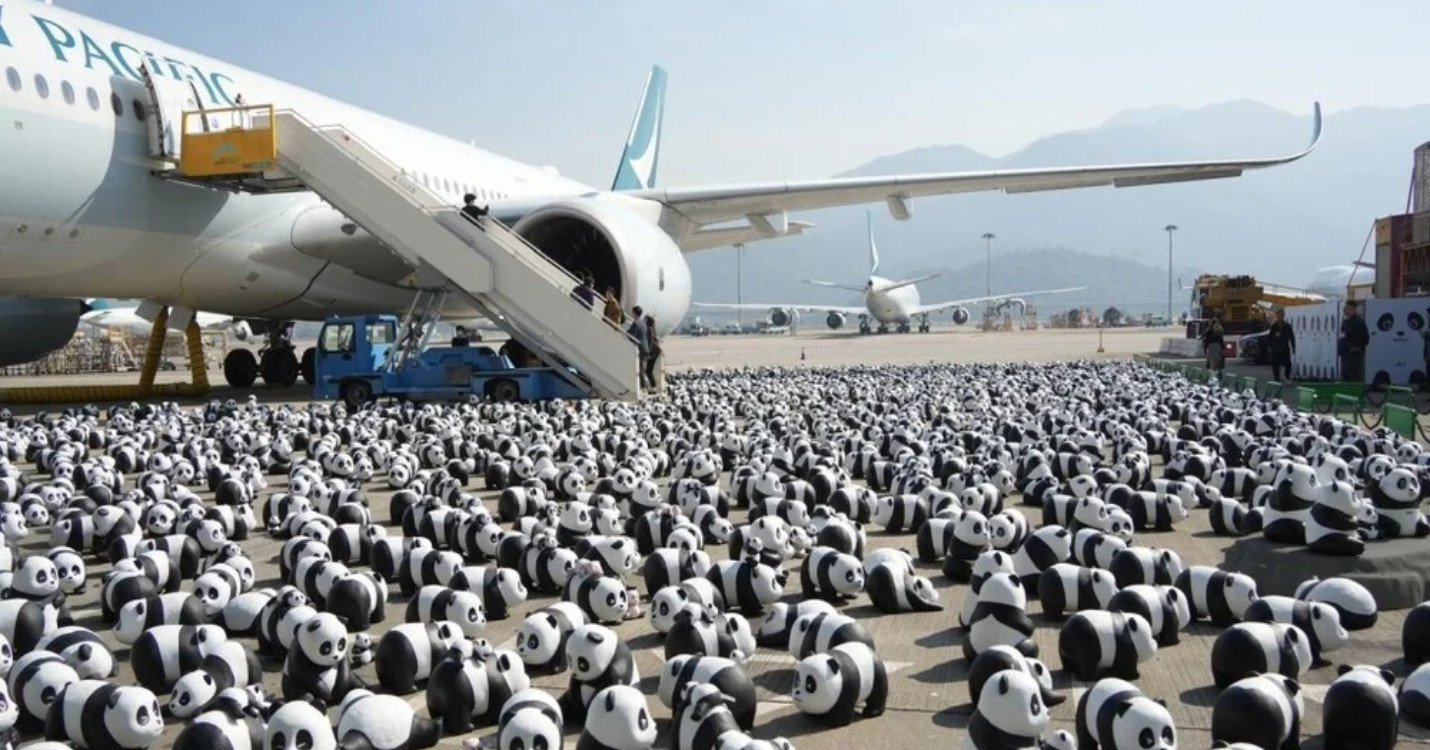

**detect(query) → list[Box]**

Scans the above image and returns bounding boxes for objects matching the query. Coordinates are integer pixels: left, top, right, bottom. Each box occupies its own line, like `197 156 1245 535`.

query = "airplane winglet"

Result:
1306 101 1323 154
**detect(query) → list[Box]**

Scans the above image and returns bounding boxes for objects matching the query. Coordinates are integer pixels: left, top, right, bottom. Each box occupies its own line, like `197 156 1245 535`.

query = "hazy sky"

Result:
61 0 1430 188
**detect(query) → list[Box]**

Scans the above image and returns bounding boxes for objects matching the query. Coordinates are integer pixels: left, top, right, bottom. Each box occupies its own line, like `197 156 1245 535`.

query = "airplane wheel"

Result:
489 378 521 403
919 325 930 333
300 347 316 385
341 379 374 409
897 324 911 334
261 348 300 387
223 349 258 389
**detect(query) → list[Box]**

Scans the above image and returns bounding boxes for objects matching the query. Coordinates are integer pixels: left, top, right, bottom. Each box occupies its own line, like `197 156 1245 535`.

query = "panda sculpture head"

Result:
1373 467 1422 508
48 548 86 594
649 586 691 634
168 669 219 719
0 513 25 544
567 625 621 682
296 613 348 667
101 684 165 749
0 681 15 732
584 685 655 750
1109 693 1176 750
501 707 563 750
8 556 58 599
583 575 629 624
979 572 1027 609
192 569 237 617
977 669 1050 740
265 700 336 750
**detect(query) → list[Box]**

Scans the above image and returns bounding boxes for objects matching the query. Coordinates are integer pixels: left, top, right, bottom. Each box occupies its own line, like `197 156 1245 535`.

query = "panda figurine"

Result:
263 694 336 750
405 585 487 638
115 593 207 645
335 688 441 750
426 640 530 734
965 572 1037 660
375 620 463 695
1209 622 1313 690
787 611 876 660
282 612 364 705
1263 463 1318 544
578 685 656 750
1323 664 1398 750
1210 673 1303 750
1037 563 1118 621
171 687 269 750
449 565 528 621
516 602 589 673
966 645 1062 711
34 626 114 679
1208 497 1251 537
800 547 865 602
1057 610 1157 681
941 511 991 583
641 548 715 598
1108 546 1182 588
1074 678 1175 750
1367 466 1428 537
499 689 565 750
1072 529 1126 570
1172 566 1258 627
1400 662 1430 728
1305 480 1368 556
755 600 837 648
564 563 630 625
670 682 779 750
964 669 1051 750
665 605 743 662
791 641 887 727
1404 601 1430 666
130 624 227 694
1010 525 1071 592
10 650 78 733
168 640 263 719
1107 585 1191 647
43 680 165 750
864 552 942 613
962 551 1017 628
1244 595 1349 665
705 559 784 616
562 623 639 725
658 654 757 730
1295 576 1378 630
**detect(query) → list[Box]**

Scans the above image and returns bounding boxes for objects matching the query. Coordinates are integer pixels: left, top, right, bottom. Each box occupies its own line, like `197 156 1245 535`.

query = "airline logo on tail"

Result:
611 66 667 191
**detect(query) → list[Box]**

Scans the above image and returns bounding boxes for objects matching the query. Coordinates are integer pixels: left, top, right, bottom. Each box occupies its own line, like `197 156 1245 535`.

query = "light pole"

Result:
1164 225 1178 324
982 233 995 330
734 243 744 329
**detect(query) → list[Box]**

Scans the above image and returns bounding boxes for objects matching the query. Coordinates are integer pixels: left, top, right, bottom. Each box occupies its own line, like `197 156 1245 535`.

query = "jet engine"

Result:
0 297 87 366
951 307 970 325
825 311 846 330
768 307 794 327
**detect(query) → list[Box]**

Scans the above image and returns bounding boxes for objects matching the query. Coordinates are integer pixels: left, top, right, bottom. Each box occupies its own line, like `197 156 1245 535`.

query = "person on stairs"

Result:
627 306 652 390
461 193 490 222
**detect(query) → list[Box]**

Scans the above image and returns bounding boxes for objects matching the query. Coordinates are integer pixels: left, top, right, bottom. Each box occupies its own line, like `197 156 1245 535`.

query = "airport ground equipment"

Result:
155 101 639 400
1186 274 1325 337
313 313 587 407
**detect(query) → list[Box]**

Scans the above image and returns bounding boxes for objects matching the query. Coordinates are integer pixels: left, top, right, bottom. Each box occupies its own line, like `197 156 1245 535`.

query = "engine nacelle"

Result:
512 197 691 336
952 307 970 325
0 297 85 366
769 307 794 327
826 312 846 330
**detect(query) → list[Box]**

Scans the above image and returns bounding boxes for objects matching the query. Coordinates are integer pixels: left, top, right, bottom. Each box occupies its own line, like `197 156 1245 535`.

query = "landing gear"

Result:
223 349 258 388
858 315 872 335
300 347 316 385
261 347 300 387
877 324 889 334
897 323 911 334
918 314 931 333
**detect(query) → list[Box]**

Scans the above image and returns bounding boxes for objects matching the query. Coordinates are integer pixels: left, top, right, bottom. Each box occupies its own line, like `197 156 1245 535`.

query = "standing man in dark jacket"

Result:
1201 314 1226 378
1338 300 1370 384
1266 308 1296 382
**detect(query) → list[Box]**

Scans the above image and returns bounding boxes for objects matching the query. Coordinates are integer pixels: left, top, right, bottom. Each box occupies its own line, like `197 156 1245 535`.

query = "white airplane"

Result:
696 215 1082 333
0 1 1322 386
79 299 249 339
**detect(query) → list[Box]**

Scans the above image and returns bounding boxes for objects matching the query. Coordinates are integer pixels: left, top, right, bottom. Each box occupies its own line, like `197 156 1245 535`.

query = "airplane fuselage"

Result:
865 276 921 324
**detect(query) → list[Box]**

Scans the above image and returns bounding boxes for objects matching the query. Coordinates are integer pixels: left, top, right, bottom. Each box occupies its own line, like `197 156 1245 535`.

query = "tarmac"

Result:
2 325 1426 750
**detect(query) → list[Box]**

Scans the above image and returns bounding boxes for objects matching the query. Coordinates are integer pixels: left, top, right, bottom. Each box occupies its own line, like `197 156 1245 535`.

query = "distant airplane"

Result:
81 300 250 340
695 215 1082 334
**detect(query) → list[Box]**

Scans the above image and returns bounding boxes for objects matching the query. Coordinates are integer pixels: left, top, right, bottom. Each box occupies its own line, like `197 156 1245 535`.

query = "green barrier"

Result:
1297 387 1316 412
1385 403 1417 439
1263 380 1282 399
1331 393 1360 418
1387 385 1416 409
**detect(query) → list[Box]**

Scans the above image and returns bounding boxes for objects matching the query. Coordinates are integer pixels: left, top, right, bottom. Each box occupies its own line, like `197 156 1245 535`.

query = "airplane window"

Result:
110 92 123 117
61 81 75 105
132 99 146 121
86 87 100 111
33 74 49 100
6 67 20 93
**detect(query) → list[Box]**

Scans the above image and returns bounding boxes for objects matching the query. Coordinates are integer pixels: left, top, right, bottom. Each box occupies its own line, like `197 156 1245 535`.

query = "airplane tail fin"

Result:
867 211 880 275
882 273 940 293
610 65 668 191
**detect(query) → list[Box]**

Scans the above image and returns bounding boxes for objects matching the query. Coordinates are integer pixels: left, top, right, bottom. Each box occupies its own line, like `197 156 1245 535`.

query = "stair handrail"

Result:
270 109 637 345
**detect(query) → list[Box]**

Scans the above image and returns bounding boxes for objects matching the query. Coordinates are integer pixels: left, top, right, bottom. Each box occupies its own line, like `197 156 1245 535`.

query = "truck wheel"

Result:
489 379 521 403
223 349 258 388
300 347 316 385
341 379 374 409
260 348 300 387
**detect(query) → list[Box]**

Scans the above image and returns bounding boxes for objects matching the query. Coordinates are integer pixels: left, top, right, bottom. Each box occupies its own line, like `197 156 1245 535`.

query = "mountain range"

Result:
685 100 1430 316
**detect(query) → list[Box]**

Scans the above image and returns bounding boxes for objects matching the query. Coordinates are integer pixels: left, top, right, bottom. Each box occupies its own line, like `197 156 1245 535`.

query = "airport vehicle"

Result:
696 214 1083 333
1185 274 1326 337
313 313 587 407
0 3 1322 398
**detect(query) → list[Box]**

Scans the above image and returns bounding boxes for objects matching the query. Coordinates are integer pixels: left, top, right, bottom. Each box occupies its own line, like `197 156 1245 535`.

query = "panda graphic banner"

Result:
1289 298 1428 386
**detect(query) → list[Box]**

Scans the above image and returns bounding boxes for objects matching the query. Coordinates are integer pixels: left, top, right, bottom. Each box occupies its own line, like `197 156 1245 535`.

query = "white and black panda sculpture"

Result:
964 669 1051 750
10 649 78 733
1295 576 1378 630
170 687 267 750
1057 610 1157 681
800 546 864 602
966 645 1062 711
1210 673 1303 750
1405 600 1430 666
1107 585 1191 647
562 623 640 725
787 611 876 661
43 680 165 750
374 620 462 696
965 572 1037 660
282 612 364 705
1074 678 1175 750
705 559 784 616
1107 546 1182 588
1305 480 1369 556
405 585 486 638
335 688 442 750
791 641 887 727
1323 664 1398 750
658 654 757 730
1037 563 1118 621
578 684 656 750
426 640 530 734
1368 466 1428 537
670 682 793 750
130 624 227 694
1010 525 1071 592
517 601 589 673
864 551 942 613
1244 595 1349 665
755 600 837 649
1172 566 1258 627
498 688 564 750
1209 622 1313 690
1401 661 1430 728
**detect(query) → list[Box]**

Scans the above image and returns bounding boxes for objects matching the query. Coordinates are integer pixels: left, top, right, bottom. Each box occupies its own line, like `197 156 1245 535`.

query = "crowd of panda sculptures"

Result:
0 360 1425 750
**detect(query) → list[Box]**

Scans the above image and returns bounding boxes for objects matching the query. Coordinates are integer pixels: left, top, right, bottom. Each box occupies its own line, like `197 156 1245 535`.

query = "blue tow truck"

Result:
313 314 588 407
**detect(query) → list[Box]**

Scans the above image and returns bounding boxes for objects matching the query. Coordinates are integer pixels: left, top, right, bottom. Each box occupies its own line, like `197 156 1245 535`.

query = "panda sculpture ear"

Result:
1337 664 1352 676
1114 703 1132 717
107 689 123 709
1380 668 1396 685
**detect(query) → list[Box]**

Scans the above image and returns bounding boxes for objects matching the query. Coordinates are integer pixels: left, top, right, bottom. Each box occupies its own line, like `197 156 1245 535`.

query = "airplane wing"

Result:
633 104 1321 248
911 286 1085 316
692 302 868 316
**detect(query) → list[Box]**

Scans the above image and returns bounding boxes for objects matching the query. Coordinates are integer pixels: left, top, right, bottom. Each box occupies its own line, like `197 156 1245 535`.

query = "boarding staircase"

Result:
159 106 640 400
